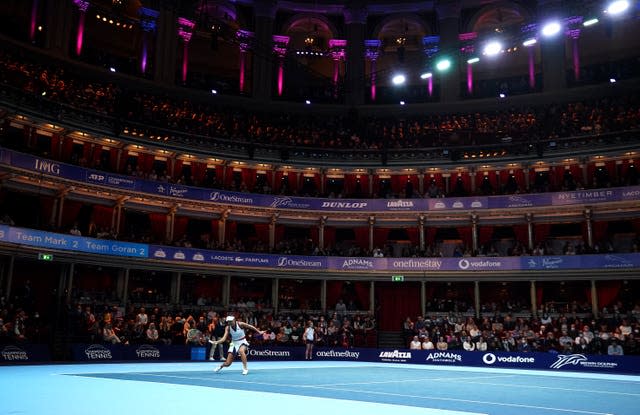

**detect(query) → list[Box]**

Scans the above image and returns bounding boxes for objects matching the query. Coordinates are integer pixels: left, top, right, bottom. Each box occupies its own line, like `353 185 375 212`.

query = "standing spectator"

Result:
608 339 624 356
304 320 316 360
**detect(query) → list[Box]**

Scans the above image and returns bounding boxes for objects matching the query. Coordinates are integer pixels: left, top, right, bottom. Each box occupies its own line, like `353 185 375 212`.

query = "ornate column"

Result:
177 17 195 84
219 209 230 246
329 39 347 99
418 214 425 251
459 32 477 96
154 2 178 84
470 213 479 253
422 36 439 97
565 16 583 83
273 35 290 97
418 170 425 195
434 1 462 102
368 215 375 252
584 208 593 247
526 213 534 250
72 0 90 56
343 5 368 106
253 0 277 101
237 30 254 94
421 281 426 316
166 204 178 242
538 0 567 91
474 280 480 319
319 215 327 250
269 213 278 251
369 281 375 314
521 23 538 90
530 280 537 317
365 40 381 102
139 7 159 75
591 280 598 318
30 0 39 42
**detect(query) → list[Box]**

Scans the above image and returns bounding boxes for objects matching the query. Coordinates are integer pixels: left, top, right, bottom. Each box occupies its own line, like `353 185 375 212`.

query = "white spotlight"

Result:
305 99 311 104
467 57 480 64
483 41 502 56
392 74 406 85
522 38 537 47
541 21 562 37
211 89 217 94
499 93 506 98
609 78 617 83
436 59 451 71
400 101 405 105
109 67 116 72
607 0 630 15
420 72 433 79
583 18 599 26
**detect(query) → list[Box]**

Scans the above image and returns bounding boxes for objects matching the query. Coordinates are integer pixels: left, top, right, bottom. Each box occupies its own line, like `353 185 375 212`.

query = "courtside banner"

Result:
246 346 304 360
0 344 51 363
3 148 639 212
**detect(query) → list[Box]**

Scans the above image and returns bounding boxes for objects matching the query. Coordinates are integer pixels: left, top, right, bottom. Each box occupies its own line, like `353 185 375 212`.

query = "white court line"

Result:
316 374 517 387
136 372 611 415
452 378 640 397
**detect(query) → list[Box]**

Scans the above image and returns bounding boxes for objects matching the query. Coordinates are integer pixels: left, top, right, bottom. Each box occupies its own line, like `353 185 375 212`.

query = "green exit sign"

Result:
38 253 53 261
391 275 404 282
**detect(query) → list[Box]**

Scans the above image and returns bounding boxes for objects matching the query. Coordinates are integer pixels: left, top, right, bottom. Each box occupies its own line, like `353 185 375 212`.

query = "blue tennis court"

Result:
1 361 638 415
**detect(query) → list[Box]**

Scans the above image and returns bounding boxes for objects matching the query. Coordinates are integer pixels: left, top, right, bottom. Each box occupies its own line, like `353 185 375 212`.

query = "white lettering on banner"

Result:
156 185 165 193
482 353 534 365
84 344 112 360
321 202 367 209
0 229 4 239
248 349 291 357
507 195 534 207
135 345 161 358
277 257 323 268
173 252 186 260
426 352 462 363
1 346 28 361
556 190 612 200
44 236 68 246
34 159 60 175
192 253 204 261
209 192 254 204
234 256 269 264
88 173 105 182
392 259 442 269
452 201 464 208
603 254 633 268
14 231 43 243
379 350 412 359
153 249 166 258
269 196 314 208
470 200 483 208
622 190 640 198
433 202 446 209
212 255 234 262
168 186 188 197
458 259 502 270
84 241 108 251
342 258 373 269
107 177 134 187
111 244 139 255
315 350 360 359
386 200 414 208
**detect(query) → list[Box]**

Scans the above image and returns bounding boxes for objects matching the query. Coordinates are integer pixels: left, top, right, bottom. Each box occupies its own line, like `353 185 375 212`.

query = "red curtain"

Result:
373 228 389 248
253 223 269 244
193 276 223 299
425 227 437 245
376 282 421 331
354 281 371 310
149 213 167 241
61 200 82 228
534 224 551 244
597 280 621 309
354 227 369 250
406 228 419 245
326 281 344 308
479 226 493 245
173 216 188 240
513 224 528 245
457 227 472 246
324 226 336 248
91 205 113 228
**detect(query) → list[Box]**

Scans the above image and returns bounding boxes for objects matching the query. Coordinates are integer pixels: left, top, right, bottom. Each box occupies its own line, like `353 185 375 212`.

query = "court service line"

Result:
316 374 517 387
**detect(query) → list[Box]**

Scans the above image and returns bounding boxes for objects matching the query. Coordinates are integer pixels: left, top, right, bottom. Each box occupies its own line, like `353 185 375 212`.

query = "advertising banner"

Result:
4 148 638 213
0 344 51 362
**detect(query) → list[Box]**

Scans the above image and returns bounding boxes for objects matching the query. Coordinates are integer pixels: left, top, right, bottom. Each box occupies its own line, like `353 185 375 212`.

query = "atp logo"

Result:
549 354 588 369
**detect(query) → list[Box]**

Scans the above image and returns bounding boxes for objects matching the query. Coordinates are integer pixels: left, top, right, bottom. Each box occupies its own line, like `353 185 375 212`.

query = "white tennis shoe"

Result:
214 366 222 373
242 368 248 375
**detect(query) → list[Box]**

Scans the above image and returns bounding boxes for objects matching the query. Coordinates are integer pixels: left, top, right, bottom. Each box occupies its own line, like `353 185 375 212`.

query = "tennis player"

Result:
209 315 263 375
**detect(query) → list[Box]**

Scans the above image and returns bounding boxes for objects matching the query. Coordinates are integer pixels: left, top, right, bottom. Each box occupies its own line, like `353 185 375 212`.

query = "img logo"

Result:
1 345 28 361
34 159 60 175
136 345 161 359
84 344 113 360
270 197 293 208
